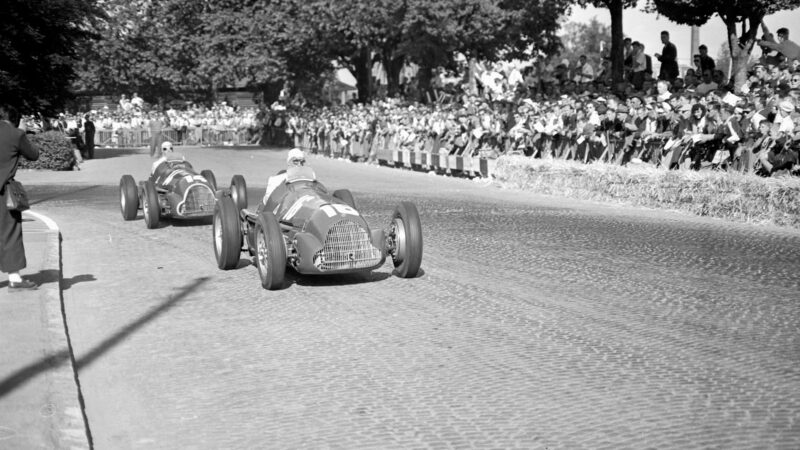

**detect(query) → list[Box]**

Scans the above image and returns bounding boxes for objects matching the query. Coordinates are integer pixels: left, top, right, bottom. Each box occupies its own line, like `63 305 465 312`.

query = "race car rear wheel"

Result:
333 189 357 209
231 175 248 211
255 211 286 290
389 201 423 278
142 180 160 229
213 196 242 270
201 170 217 190
119 175 139 220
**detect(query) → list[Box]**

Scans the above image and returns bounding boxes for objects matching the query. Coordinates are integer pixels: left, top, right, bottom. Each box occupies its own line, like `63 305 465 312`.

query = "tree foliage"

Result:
559 17 613 68
1 0 104 114
649 0 800 91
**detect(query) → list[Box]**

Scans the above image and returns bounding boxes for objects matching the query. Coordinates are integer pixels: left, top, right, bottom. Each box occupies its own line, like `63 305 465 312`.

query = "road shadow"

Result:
0 269 60 289
391 267 426 279
91 148 147 159
29 185 101 207
0 277 209 400
62 274 97 290
170 216 213 227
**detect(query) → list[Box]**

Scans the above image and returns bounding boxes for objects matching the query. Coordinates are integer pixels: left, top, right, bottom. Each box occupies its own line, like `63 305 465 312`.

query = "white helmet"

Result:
287 148 305 164
161 141 173 152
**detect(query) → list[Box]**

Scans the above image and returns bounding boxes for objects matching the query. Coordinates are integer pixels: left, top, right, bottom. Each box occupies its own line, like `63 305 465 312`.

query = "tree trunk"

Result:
384 55 404 98
609 0 625 85
352 48 372 104
725 16 761 93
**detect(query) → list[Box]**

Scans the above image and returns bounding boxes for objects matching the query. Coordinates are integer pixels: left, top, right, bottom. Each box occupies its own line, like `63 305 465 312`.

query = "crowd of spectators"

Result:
282 25 800 177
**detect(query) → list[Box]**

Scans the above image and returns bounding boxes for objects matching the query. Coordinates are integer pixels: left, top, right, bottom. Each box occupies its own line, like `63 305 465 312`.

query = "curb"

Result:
21 211 91 449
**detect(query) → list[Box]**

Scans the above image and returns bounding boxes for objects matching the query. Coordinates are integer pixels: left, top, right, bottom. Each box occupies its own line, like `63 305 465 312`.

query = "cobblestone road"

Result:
19 148 800 449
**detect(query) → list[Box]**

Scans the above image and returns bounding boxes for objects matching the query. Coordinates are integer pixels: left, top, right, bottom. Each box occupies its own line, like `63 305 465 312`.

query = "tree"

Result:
650 0 800 92
578 0 640 85
1 0 104 114
559 17 613 69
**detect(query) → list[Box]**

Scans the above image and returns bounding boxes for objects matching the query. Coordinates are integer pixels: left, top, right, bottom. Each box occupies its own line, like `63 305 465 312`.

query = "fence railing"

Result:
93 127 255 147
289 127 760 178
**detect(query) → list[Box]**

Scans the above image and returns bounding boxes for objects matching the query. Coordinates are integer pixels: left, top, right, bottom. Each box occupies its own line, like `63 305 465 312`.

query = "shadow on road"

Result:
91 148 147 160
29 185 101 207
0 276 209 400
288 269 392 288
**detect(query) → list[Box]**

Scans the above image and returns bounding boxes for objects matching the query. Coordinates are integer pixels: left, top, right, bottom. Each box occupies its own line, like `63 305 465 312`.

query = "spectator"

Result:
0 104 40 291
573 55 595 84
759 25 800 64
147 111 164 158
696 70 719 96
630 42 647 91
655 30 679 82
697 45 716 74
83 113 95 159
131 92 144 110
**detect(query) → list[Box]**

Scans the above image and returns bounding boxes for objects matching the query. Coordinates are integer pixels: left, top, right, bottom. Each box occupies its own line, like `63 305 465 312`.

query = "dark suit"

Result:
0 120 39 273
84 118 95 159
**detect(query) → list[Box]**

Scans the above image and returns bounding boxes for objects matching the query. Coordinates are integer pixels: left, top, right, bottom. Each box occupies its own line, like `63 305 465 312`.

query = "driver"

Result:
151 141 184 175
262 148 316 204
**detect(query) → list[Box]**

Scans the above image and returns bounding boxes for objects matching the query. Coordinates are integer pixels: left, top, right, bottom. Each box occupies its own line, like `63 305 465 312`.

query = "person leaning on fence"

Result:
0 104 40 291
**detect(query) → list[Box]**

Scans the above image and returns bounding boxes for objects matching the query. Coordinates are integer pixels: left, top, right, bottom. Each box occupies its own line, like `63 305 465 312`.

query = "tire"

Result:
389 201 423 278
333 189 356 209
142 180 160 229
119 175 139 220
230 175 248 211
201 170 217 190
213 196 242 270
254 211 286 290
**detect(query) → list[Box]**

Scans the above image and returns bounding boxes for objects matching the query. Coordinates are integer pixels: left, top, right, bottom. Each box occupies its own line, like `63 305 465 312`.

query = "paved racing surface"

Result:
19 147 800 449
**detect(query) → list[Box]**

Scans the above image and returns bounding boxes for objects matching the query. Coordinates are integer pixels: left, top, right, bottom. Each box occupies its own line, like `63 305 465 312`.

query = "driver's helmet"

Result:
286 148 306 166
161 141 174 153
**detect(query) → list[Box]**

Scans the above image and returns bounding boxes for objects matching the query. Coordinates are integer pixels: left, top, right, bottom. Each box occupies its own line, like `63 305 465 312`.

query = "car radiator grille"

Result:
183 185 216 215
317 220 382 271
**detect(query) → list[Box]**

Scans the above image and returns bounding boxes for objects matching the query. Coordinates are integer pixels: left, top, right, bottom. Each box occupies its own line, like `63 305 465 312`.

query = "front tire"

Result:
142 180 160 229
201 170 217 190
254 211 286 290
333 189 356 209
213 196 242 270
231 175 248 210
389 201 423 278
119 175 138 220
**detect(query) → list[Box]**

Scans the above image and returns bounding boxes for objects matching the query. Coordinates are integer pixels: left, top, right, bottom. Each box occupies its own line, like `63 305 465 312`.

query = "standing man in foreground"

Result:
655 30 679 83
0 105 40 291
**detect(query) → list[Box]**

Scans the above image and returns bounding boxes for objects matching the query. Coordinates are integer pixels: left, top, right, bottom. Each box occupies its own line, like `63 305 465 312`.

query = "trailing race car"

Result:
212 166 423 290
119 158 248 229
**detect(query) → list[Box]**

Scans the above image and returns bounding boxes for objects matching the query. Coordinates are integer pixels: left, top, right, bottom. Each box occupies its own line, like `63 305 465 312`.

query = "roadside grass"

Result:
493 155 800 229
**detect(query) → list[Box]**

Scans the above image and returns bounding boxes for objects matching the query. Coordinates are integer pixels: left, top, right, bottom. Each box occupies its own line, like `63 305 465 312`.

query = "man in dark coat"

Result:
83 113 95 159
0 104 40 290
655 31 679 82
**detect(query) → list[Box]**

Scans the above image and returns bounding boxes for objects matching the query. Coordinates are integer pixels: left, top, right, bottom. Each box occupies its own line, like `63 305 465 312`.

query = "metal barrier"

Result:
93 127 252 147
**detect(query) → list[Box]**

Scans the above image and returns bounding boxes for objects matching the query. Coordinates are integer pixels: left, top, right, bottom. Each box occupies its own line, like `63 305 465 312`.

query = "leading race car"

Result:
212 166 423 290
119 156 247 229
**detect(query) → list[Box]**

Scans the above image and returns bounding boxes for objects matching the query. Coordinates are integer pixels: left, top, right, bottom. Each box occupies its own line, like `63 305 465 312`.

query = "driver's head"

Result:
161 141 174 153
287 148 306 167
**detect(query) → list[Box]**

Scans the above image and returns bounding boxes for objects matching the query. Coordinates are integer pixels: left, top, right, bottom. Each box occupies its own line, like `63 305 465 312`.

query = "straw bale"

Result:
493 156 800 229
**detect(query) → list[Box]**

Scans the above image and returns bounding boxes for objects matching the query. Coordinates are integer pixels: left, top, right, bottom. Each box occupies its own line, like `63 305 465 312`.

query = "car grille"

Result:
182 185 216 215
316 220 382 271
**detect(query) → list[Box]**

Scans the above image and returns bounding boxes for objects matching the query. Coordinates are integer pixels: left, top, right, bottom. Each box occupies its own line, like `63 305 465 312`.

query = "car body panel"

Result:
145 160 218 218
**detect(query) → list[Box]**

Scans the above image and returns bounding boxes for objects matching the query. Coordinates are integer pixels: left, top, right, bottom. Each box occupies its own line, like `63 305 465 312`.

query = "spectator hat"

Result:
780 99 795 113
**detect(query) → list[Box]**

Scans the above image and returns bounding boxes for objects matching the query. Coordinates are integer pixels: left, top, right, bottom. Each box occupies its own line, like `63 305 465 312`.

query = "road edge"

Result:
22 210 92 449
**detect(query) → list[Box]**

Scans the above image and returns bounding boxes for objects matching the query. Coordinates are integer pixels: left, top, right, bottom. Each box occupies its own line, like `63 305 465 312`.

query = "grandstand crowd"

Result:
18 24 800 177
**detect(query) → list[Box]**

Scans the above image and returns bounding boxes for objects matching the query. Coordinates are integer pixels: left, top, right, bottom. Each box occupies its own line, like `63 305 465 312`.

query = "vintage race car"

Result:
119 159 248 229
212 166 423 290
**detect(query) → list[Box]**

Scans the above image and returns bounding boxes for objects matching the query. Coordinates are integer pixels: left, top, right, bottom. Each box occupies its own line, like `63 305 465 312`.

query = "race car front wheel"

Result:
119 175 138 220
213 196 242 270
255 211 286 290
231 175 248 211
142 180 160 229
389 201 423 278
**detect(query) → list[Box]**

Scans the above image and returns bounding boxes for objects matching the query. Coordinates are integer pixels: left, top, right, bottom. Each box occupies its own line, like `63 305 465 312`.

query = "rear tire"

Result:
333 189 356 209
119 175 138 220
389 201 423 278
254 211 286 290
231 175 248 210
213 196 242 270
142 180 160 229
201 170 217 190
